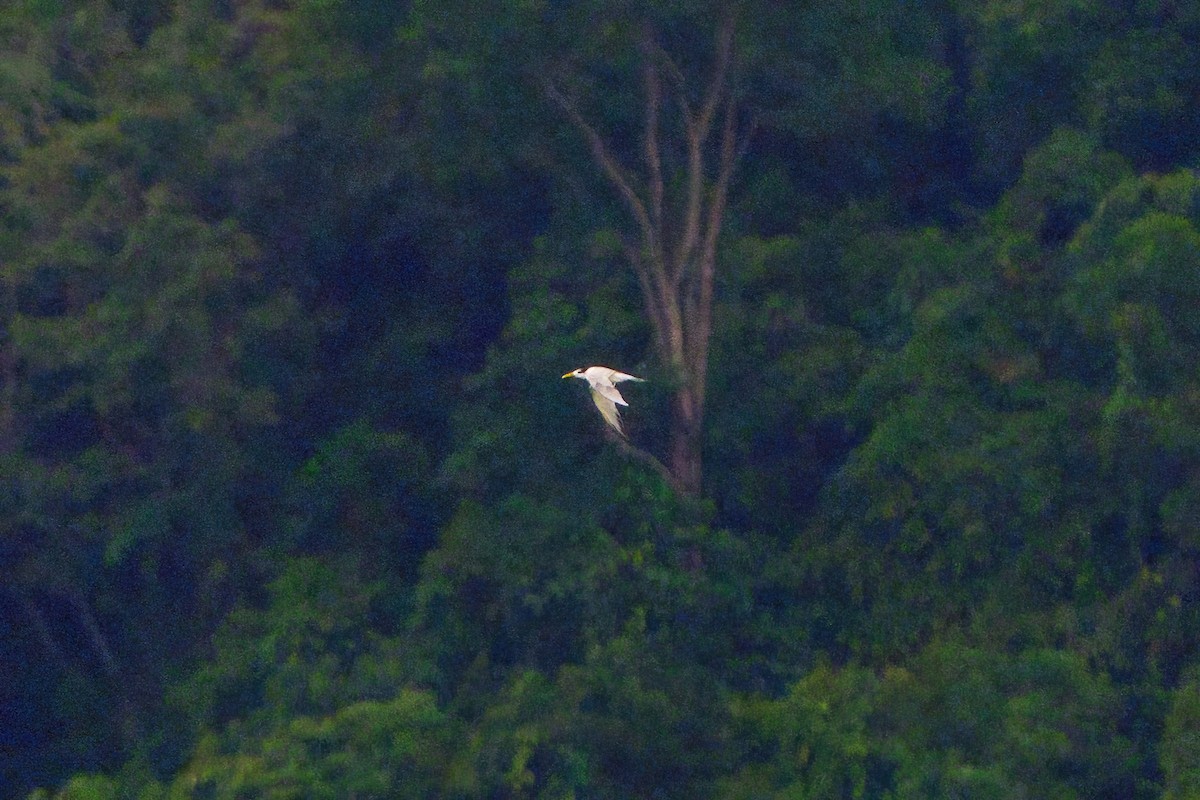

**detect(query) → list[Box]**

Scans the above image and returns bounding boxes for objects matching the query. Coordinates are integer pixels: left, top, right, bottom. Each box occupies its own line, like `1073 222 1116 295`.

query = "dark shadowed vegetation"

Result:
3 1 1200 797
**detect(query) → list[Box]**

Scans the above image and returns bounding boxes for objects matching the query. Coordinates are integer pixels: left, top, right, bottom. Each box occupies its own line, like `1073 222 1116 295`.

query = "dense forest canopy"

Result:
3 0 1200 797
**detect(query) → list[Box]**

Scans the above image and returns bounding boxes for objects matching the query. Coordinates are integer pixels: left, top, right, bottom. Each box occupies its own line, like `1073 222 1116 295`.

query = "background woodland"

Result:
3 1 1200 797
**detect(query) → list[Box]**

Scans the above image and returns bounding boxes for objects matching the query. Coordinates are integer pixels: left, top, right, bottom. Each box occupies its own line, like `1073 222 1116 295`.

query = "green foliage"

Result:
990 128 1133 247
8 2 1200 799
165 691 462 800
875 641 1137 799
461 622 732 799
290 420 433 574
720 663 876 799
173 558 416 729
1162 669 1200 800
722 643 1138 799
746 0 950 134
27 773 120 800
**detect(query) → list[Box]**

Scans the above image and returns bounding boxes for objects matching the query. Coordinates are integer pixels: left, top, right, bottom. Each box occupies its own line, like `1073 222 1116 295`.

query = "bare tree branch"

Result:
646 42 694 122
607 426 682 494
642 34 665 244
691 94 740 410
669 13 736 287
18 594 70 674
695 13 735 143
67 589 120 680
673 121 705 286
623 239 671 360
543 78 656 251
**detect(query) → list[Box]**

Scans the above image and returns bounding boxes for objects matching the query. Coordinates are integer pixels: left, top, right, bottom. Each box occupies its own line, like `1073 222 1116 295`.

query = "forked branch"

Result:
542 78 655 253
544 13 748 496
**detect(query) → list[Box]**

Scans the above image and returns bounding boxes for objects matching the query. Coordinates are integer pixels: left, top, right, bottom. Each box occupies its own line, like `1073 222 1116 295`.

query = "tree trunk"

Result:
545 13 748 496
669 389 703 496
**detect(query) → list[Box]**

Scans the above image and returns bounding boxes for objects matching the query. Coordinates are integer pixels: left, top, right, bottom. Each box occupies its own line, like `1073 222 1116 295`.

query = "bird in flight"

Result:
562 366 646 436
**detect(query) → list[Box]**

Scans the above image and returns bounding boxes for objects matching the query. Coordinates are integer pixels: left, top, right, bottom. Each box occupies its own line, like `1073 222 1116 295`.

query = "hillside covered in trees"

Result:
4 1 1200 797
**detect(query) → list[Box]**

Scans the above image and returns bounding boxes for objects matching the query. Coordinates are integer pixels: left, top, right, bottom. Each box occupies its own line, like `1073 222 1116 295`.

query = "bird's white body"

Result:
562 366 646 435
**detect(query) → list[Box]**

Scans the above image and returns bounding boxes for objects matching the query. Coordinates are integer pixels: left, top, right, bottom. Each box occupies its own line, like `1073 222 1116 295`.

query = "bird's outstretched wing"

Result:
591 381 629 406
589 388 625 434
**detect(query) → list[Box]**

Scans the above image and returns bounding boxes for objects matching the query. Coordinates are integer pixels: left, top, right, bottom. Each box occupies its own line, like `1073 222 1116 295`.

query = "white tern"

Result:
561 366 646 436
